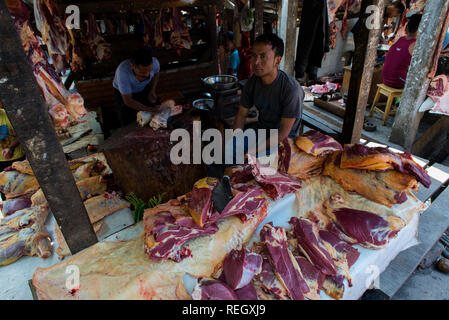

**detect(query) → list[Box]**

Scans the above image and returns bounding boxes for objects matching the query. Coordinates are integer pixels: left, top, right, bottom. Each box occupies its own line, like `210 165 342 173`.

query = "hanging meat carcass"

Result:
86 13 112 63
154 11 164 48
171 8 192 55
34 66 87 123
33 0 71 73
141 12 154 47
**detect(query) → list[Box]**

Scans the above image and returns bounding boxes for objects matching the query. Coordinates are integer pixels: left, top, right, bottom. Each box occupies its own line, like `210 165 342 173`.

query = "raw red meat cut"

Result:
260 223 309 300
318 229 360 298
191 278 238 300
340 144 431 188
235 283 258 300
323 151 418 207
144 204 219 262
340 144 402 171
283 139 327 180
399 153 431 189
278 138 292 173
295 130 343 157
428 75 448 99
225 165 254 185
256 258 290 300
210 186 267 223
248 155 302 200
187 178 219 227
222 246 262 290
319 230 360 269
308 82 341 95
324 207 403 249
289 217 338 276
295 256 325 300
322 274 347 300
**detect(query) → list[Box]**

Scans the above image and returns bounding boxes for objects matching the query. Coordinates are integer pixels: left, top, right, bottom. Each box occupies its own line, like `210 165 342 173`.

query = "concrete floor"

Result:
392 241 449 300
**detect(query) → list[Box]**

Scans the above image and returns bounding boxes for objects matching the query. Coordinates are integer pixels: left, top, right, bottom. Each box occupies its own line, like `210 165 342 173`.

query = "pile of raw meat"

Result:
184 132 429 300
0 153 130 265
308 82 341 95
30 130 430 300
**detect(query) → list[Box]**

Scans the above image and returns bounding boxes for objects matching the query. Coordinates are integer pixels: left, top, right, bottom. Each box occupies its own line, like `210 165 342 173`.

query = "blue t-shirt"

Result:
113 58 160 95
229 49 240 71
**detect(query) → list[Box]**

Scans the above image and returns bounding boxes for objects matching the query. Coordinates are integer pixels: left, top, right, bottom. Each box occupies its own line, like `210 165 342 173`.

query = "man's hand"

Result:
233 106 249 131
2 147 14 160
278 118 296 143
148 91 158 104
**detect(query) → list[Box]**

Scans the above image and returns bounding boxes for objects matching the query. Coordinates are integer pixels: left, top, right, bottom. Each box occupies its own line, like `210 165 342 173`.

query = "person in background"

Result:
233 34 304 150
384 1 406 38
384 1 406 20
113 48 161 127
382 14 422 89
225 31 240 76
0 101 25 174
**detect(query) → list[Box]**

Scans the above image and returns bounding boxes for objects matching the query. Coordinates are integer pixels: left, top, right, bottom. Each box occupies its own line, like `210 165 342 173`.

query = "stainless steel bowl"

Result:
202 75 238 91
193 99 214 111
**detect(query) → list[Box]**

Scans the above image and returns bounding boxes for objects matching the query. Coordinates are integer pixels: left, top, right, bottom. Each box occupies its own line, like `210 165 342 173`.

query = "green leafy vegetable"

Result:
126 192 166 223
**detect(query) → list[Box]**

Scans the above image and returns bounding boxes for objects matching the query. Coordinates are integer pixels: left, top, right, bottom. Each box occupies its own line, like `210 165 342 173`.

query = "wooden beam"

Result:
341 0 385 144
254 0 264 38
282 0 299 77
56 0 222 13
207 5 219 75
0 0 97 254
389 0 449 151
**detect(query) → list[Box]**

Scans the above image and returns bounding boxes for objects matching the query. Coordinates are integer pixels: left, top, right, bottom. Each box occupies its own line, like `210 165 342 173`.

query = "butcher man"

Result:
232 33 304 157
113 48 161 127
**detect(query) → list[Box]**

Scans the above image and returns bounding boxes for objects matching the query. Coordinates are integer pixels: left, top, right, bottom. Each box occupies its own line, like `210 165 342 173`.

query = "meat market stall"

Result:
0 0 445 302
49 0 220 136
25 131 432 300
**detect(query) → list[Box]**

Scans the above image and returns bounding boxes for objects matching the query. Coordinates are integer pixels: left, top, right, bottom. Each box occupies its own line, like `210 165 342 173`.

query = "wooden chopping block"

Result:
314 98 346 118
100 121 206 202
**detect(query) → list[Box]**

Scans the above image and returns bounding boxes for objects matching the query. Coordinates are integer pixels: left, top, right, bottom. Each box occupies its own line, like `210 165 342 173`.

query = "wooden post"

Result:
341 0 385 145
282 0 299 77
207 4 219 74
254 0 264 38
389 0 449 151
0 1 97 254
